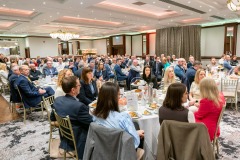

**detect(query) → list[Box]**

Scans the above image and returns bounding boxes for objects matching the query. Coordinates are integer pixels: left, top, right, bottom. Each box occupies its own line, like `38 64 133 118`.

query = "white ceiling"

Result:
0 0 239 39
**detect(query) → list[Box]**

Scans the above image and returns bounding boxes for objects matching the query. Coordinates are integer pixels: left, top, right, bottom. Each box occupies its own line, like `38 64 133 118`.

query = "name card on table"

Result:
126 92 138 111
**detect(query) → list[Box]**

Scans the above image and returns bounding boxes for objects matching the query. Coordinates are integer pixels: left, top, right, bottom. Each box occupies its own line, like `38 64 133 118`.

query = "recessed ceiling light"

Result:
200 6 202 8
50 16 52 18
80 2 83 5
57 12 60 15
171 20 173 22
168 6 171 8
32 9 35 11
209 9 212 12
2 4 6 7
43 2 46 5
153 1 156 4
180 9 183 12
188 1 191 3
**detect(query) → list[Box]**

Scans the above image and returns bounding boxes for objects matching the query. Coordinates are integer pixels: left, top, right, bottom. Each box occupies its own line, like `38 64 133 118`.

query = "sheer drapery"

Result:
155 25 201 60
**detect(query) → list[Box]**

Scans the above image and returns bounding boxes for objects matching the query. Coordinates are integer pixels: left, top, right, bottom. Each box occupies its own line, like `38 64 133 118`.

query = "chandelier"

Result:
227 0 240 11
50 30 79 41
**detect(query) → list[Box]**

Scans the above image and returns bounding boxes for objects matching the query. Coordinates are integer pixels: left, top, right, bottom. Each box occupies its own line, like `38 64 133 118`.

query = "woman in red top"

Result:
194 78 225 141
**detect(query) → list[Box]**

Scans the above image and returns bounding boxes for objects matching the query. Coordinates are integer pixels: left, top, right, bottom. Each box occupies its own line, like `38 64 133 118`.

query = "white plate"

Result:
128 111 142 119
89 100 97 108
142 110 152 116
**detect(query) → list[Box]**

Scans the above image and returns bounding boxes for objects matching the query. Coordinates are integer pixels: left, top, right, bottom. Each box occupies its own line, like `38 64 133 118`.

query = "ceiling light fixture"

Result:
50 29 79 41
227 0 240 11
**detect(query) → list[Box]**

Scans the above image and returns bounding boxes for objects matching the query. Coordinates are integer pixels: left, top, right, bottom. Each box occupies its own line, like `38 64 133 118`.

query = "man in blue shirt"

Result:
223 55 232 73
186 61 202 90
174 58 186 83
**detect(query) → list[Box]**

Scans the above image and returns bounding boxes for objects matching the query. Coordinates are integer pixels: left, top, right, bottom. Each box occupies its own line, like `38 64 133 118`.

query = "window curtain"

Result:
155 25 201 60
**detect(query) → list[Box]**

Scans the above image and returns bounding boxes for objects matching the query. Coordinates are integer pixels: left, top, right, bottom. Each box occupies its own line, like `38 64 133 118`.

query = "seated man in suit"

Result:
9 65 21 103
51 76 93 159
64 60 78 73
152 57 164 82
16 65 54 108
29 64 42 81
114 58 128 81
144 55 152 67
43 61 58 77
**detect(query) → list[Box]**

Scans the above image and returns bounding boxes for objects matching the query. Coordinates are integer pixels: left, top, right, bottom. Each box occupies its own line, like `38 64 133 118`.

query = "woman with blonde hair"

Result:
194 78 225 141
160 66 180 90
189 69 205 107
54 69 73 98
0 63 9 85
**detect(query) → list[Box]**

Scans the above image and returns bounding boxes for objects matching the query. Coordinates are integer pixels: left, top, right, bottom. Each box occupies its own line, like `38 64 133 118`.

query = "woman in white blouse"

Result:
188 69 206 112
0 63 9 85
54 69 73 98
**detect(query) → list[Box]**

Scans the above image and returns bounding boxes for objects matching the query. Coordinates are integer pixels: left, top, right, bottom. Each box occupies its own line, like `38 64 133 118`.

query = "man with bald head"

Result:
29 64 42 81
174 58 187 83
16 65 54 108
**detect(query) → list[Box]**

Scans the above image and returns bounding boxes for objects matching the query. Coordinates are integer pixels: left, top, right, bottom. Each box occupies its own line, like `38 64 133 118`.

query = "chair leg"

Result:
64 151 66 160
24 107 26 124
49 126 52 153
216 138 219 155
41 105 44 119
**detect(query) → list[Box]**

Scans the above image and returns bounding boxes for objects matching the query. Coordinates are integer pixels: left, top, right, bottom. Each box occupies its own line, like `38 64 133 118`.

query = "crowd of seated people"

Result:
0 52 237 159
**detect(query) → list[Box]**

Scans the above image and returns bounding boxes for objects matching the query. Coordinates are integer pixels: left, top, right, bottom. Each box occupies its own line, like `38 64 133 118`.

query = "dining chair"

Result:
16 85 44 124
212 102 226 159
53 110 78 160
221 78 238 111
42 95 58 153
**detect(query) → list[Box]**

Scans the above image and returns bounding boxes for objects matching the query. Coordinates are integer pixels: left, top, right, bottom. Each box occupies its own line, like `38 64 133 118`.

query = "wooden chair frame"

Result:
53 110 78 160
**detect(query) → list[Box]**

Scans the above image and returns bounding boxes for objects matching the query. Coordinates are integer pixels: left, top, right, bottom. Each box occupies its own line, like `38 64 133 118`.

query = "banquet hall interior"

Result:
0 0 240 159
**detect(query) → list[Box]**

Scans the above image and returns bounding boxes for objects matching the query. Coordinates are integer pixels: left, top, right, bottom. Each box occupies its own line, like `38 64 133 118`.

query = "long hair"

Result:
200 78 221 107
162 83 186 110
57 69 73 87
97 61 105 71
194 69 205 84
163 66 176 84
142 65 152 80
0 63 7 71
81 67 93 84
94 82 119 119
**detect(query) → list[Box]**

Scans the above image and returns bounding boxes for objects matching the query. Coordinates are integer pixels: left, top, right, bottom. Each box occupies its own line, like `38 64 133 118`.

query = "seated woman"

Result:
94 61 109 81
160 66 180 91
142 65 157 88
77 67 98 106
54 69 73 98
93 82 144 149
194 78 225 141
188 69 206 111
162 57 170 70
159 83 195 124
0 63 9 85
229 65 240 78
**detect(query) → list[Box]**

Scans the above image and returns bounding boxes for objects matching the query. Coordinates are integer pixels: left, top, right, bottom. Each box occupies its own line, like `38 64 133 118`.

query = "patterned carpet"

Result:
0 109 239 160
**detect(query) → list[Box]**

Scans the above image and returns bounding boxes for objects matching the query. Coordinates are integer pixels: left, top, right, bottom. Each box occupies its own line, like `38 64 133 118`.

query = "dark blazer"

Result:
43 67 58 76
29 69 42 81
144 60 153 67
9 73 21 103
77 80 98 106
74 68 83 79
152 61 164 76
114 64 127 81
52 94 93 159
186 66 196 87
94 69 109 81
15 75 42 108
142 75 158 89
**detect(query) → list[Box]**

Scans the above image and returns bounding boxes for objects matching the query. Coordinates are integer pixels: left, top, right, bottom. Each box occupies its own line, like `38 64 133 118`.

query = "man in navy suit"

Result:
9 65 21 103
114 58 128 81
16 65 54 108
51 76 93 159
43 61 58 77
